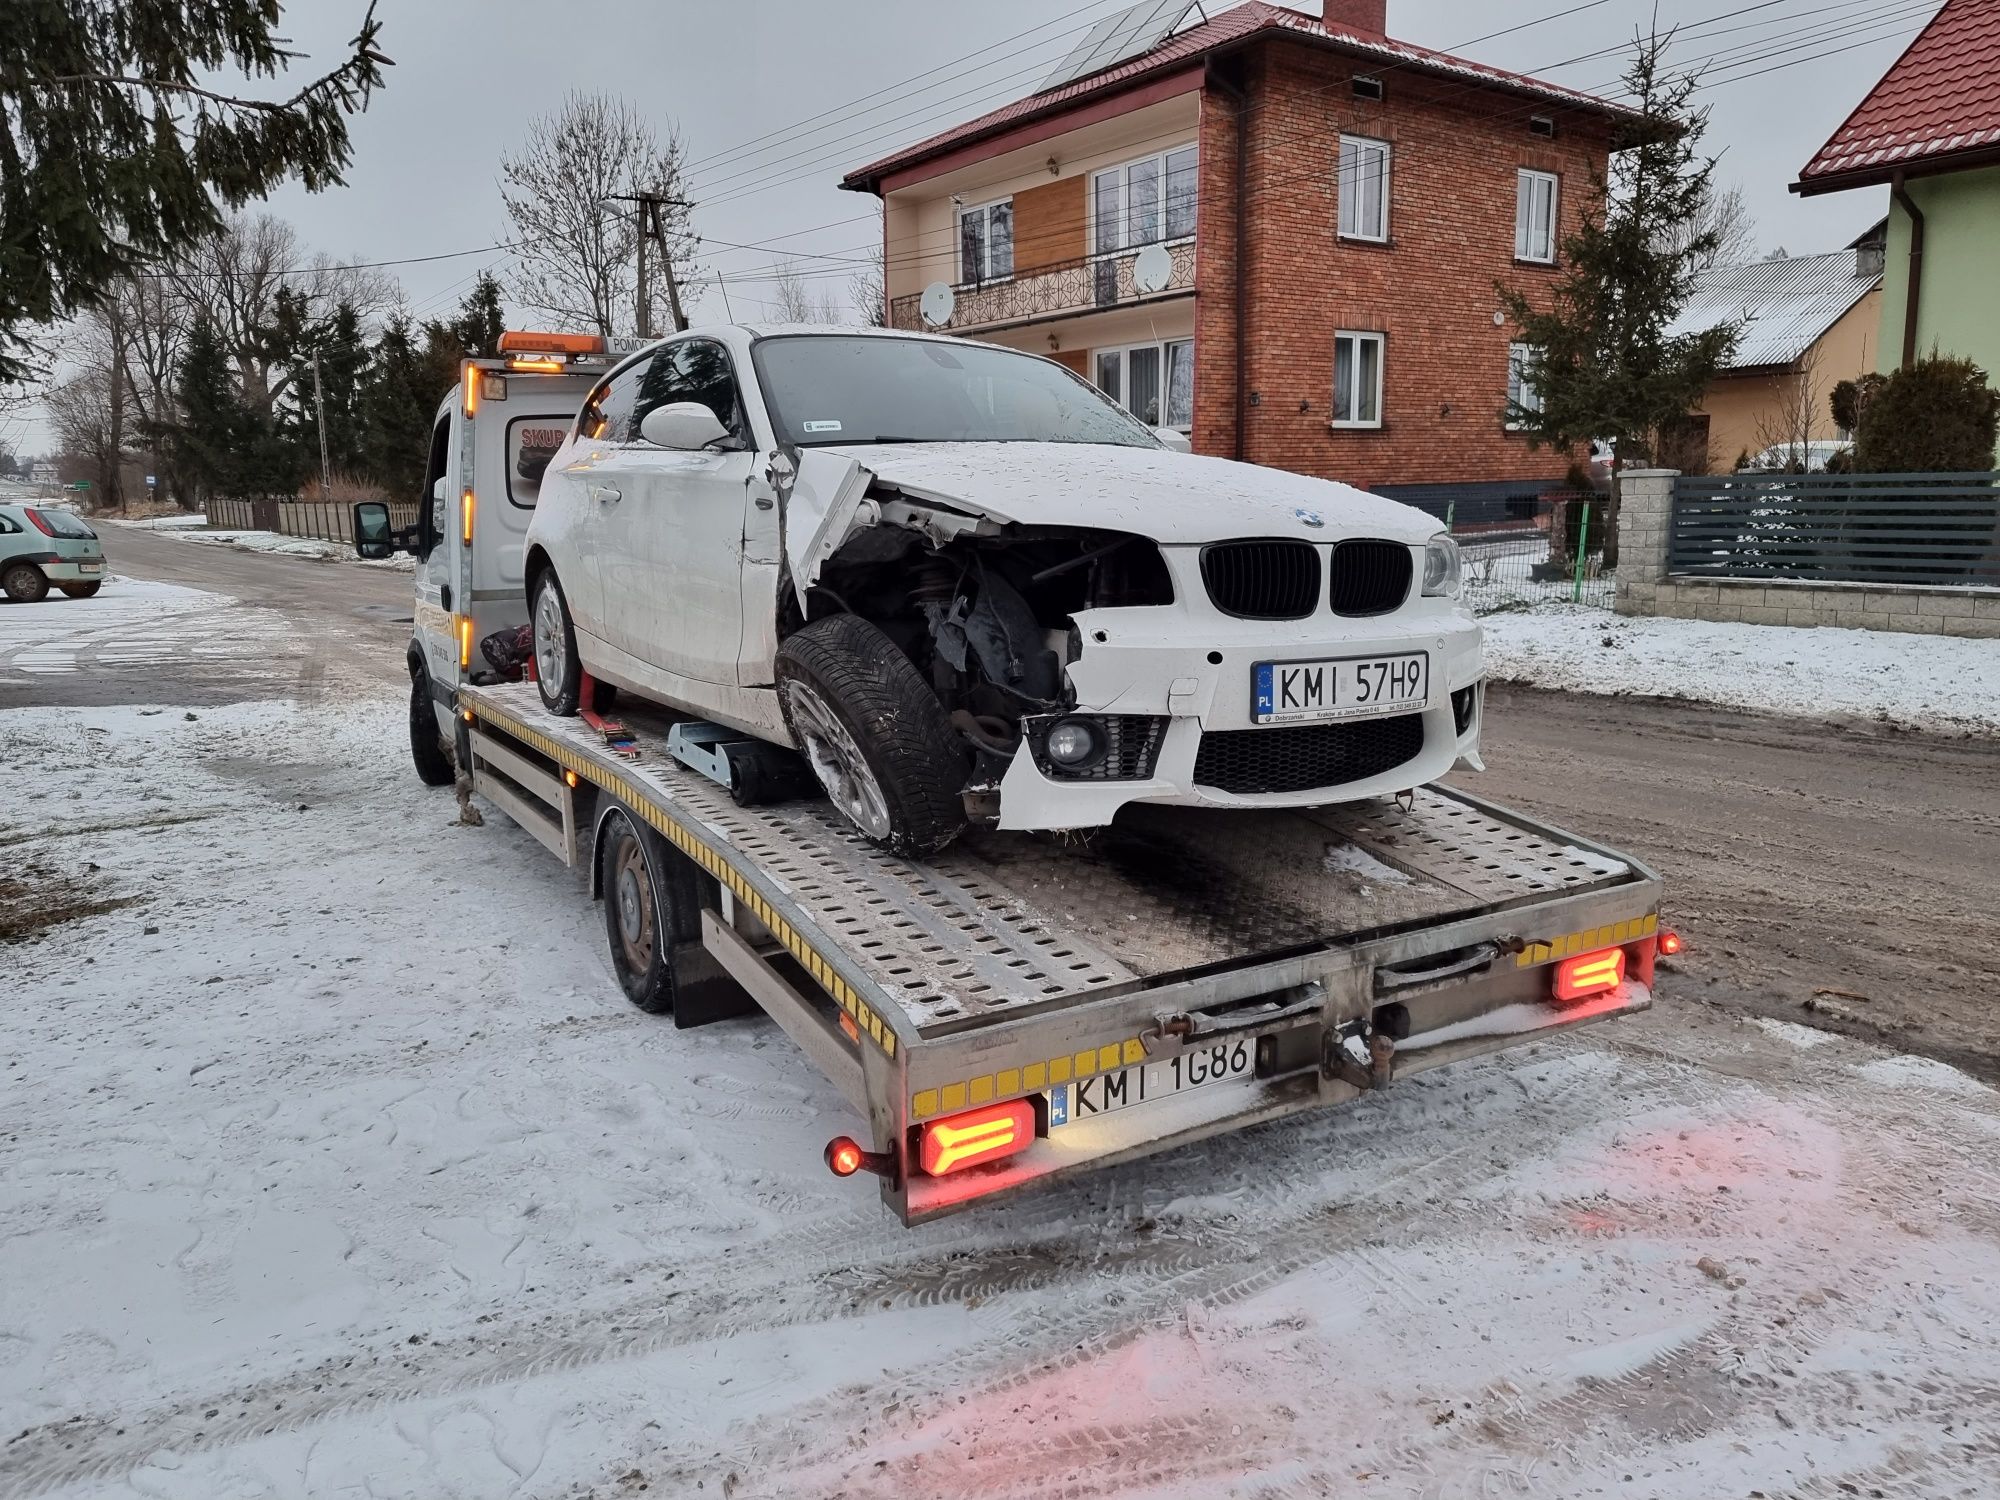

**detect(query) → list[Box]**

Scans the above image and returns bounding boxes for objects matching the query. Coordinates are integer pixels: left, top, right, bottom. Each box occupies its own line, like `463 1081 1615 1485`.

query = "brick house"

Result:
840 0 1640 516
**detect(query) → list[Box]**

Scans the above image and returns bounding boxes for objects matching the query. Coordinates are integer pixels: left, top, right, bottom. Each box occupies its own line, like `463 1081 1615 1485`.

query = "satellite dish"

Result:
1132 243 1173 295
919 281 956 328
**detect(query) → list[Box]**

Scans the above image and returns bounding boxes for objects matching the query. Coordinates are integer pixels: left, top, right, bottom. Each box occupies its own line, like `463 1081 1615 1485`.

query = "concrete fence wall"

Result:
1614 468 2000 639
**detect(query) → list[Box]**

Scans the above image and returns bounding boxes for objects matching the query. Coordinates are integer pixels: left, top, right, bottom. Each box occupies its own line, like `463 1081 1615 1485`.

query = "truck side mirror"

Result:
353 500 394 559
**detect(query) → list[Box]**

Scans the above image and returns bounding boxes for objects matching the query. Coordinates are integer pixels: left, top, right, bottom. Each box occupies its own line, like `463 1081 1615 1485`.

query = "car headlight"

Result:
1422 534 1462 598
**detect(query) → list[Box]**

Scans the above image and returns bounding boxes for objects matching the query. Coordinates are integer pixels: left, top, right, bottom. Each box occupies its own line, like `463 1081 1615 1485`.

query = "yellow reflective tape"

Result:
968 1075 994 1106
913 1089 938 1120
1049 1056 1071 1084
1097 1042 1122 1073
940 1082 967 1114
996 1068 1020 1097
1073 1048 1098 1079
1023 1062 1046 1091
1123 1038 1145 1066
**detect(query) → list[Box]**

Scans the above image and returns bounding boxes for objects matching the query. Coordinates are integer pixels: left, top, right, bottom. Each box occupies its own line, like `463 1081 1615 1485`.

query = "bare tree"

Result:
848 240 887 328
167 214 394 418
1751 348 1828 470
769 257 844 324
1657 181 1757 268
46 312 138 509
500 93 698 338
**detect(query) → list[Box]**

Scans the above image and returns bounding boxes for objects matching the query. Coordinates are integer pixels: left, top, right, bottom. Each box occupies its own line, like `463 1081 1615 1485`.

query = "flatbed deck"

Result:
459 680 1663 1222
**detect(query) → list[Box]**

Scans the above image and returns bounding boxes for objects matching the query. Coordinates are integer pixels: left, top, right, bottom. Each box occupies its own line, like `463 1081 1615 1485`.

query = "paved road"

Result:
62 528 2000 1078
103 523 414 671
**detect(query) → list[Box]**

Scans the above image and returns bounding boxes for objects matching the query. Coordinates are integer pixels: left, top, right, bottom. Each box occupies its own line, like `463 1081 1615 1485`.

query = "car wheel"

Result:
408 669 456 787
59 582 102 599
775 613 969 858
2 563 48 603
532 570 581 716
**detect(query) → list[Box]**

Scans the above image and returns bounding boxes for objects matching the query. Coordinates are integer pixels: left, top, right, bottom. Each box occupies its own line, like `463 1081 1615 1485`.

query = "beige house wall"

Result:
880 95 1201 307
1692 287 1880 470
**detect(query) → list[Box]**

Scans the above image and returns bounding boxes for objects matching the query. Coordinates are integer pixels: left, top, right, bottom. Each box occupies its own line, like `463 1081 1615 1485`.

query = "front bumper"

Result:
995 604 1483 831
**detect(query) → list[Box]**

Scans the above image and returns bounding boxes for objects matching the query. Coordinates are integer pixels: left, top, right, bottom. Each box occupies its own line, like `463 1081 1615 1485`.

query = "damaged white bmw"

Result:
524 326 1483 856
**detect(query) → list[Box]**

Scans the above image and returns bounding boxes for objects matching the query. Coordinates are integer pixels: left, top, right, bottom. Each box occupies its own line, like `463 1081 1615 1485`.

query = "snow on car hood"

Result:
812 441 1441 545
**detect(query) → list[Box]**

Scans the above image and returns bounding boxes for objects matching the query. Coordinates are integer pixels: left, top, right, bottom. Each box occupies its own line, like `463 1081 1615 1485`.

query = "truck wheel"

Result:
2 563 48 603
532 570 581 716
408 669 456 787
775 613 969 858
59 582 102 599
598 807 678 1014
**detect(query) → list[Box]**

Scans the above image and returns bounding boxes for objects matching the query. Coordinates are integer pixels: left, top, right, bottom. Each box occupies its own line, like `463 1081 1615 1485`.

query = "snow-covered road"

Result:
4 581 1998 1499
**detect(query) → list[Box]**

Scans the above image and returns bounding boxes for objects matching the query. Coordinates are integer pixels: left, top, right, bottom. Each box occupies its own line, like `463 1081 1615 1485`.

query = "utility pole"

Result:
311 350 332 501
608 190 690 334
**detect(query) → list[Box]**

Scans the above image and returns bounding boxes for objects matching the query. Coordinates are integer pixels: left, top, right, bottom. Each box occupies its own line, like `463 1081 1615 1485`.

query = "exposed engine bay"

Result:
782 479 1174 801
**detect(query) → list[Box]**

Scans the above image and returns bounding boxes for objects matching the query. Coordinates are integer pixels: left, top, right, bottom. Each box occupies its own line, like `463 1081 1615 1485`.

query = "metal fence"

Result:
1668 472 2000 588
205 497 419 543
1442 491 1614 612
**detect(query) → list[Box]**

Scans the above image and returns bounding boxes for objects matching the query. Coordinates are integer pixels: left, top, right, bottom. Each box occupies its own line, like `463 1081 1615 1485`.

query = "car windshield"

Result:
31 507 96 539
751 334 1158 449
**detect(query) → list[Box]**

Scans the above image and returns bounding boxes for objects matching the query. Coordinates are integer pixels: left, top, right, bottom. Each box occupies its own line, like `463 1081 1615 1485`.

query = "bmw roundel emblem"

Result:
1295 507 1325 528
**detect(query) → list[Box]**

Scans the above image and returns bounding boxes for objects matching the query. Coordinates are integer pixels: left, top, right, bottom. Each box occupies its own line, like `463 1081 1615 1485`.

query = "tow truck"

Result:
355 331 1669 1226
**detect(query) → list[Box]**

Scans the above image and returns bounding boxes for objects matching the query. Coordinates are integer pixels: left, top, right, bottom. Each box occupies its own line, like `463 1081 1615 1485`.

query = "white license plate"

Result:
1253 652 1428 724
78 561 103 573
1049 1038 1255 1127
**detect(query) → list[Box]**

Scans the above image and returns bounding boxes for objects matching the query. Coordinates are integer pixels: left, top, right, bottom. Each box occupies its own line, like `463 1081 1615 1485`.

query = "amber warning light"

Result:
824 1137 892 1179
1658 929 1683 956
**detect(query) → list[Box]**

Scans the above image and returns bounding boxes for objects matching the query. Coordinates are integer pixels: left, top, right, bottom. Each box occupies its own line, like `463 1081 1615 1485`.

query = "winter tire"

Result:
2 563 48 603
775 613 970 858
408 669 456 788
59 583 102 599
532 570 581 716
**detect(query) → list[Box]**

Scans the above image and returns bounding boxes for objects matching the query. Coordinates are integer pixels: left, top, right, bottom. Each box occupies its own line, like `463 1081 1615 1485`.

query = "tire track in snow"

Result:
1 1048 1646 1495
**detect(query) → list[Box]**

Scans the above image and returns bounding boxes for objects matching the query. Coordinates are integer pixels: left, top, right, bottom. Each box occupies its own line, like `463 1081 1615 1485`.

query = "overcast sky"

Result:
11 0 1925 454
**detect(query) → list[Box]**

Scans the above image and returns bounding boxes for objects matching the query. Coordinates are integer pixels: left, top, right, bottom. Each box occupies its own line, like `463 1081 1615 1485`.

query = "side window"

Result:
634 339 744 440
580 361 647 443
0 514 18 534
420 413 451 554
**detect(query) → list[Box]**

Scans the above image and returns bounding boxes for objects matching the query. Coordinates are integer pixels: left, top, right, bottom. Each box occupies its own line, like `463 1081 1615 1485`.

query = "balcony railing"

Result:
889 241 1196 335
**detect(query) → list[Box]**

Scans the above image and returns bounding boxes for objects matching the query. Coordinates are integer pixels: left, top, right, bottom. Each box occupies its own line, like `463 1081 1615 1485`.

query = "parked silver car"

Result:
0 504 107 601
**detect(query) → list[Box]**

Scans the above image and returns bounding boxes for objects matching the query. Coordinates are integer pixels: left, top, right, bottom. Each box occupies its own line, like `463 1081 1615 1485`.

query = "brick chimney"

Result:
1322 0 1387 35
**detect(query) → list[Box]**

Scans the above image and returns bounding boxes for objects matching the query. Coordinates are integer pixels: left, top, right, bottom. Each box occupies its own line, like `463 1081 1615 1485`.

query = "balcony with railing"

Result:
889 240 1196 336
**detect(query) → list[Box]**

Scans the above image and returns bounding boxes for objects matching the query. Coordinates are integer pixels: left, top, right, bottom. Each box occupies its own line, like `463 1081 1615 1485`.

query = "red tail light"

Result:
1553 947 1625 1003
24 508 56 536
823 1135 892 1179
919 1099 1035 1177
1658 929 1682 956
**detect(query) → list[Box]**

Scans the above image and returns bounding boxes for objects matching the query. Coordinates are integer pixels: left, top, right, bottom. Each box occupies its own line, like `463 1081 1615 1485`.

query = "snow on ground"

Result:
103 518 418 570
5 584 2000 1498
1483 604 2000 736
107 513 211 530
0 575 290 682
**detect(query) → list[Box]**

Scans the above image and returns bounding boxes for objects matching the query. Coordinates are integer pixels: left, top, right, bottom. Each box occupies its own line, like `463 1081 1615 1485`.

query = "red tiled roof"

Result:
1795 0 2000 191
841 1 1638 192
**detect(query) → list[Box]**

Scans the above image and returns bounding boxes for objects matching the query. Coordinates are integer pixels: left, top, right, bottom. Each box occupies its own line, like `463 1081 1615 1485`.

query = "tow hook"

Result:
1324 1028 1396 1091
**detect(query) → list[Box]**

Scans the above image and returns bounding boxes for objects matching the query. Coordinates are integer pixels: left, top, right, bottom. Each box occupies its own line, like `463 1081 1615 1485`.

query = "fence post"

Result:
1571 499 1591 603
1612 470 1678 617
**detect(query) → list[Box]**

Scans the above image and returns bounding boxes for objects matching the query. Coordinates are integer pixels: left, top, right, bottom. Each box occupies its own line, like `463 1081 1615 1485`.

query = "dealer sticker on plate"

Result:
1253 652 1428 724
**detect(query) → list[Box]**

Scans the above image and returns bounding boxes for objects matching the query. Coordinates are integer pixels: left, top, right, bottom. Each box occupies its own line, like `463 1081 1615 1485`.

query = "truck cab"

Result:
355 332 624 780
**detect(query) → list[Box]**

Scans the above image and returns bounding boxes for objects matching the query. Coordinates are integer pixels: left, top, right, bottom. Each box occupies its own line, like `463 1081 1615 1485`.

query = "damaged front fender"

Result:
779 450 1000 612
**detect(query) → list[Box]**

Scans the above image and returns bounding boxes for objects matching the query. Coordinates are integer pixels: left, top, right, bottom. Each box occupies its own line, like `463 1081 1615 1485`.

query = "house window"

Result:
1094 339 1194 429
958 198 1013 284
1332 331 1384 427
1506 343 1542 428
1091 144 1199 254
1515 169 1558 263
1338 135 1391 242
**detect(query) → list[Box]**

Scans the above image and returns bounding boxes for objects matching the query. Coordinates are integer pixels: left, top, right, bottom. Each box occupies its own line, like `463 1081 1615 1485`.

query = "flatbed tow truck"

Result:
361 333 1668 1225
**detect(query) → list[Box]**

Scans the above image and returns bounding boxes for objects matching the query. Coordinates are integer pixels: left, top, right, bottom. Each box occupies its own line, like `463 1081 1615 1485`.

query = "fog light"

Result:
1045 718 1099 766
